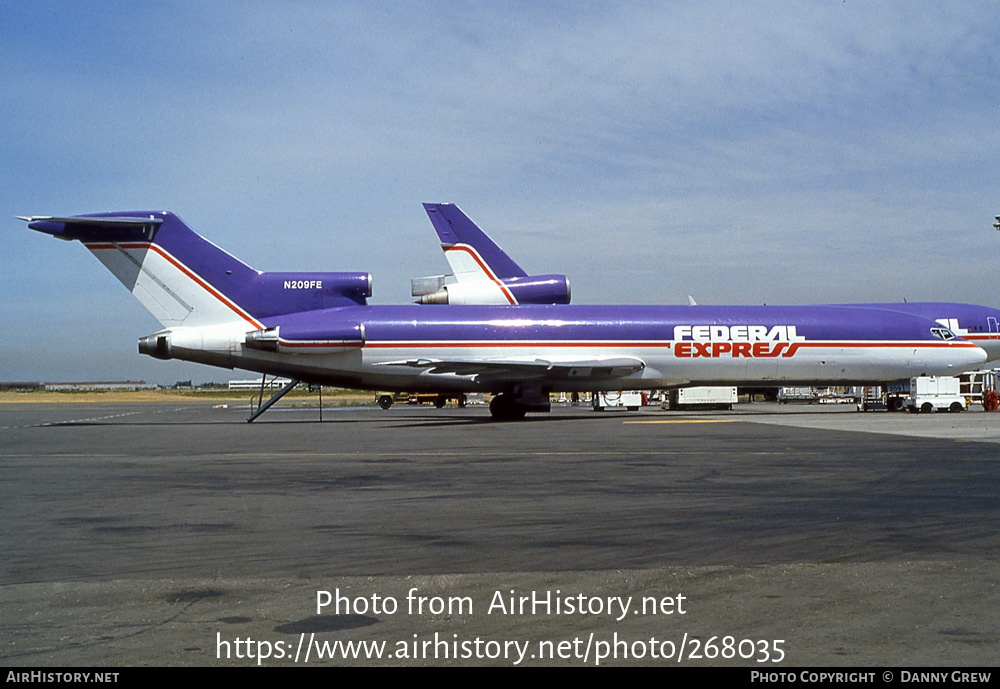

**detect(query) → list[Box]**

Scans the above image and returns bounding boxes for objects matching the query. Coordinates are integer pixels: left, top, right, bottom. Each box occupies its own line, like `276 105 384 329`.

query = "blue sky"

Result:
3 2 999 383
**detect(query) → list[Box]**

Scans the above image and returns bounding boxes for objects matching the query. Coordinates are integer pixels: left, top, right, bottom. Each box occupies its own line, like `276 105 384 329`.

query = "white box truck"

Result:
593 391 643 411
667 386 738 410
904 376 966 413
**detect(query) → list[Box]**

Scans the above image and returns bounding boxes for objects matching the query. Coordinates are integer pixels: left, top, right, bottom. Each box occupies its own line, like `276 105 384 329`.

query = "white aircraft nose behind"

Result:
958 343 989 371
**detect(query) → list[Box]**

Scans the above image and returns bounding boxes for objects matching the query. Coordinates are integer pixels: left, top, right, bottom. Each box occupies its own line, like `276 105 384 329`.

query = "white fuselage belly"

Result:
163 323 981 391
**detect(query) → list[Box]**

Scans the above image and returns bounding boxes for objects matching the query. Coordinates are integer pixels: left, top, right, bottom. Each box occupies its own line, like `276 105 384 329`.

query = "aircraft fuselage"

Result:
149 303 986 393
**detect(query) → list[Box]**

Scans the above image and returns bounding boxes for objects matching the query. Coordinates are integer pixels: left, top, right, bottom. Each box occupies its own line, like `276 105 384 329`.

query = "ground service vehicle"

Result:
904 376 966 413
667 386 737 410
593 391 642 411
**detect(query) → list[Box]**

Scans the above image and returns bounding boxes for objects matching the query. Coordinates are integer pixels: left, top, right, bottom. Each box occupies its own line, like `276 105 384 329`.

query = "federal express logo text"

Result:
672 325 806 359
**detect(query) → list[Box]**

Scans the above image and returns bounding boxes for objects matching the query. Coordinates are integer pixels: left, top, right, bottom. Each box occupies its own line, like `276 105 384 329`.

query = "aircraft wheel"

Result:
377 394 393 410
434 395 447 409
489 395 527 421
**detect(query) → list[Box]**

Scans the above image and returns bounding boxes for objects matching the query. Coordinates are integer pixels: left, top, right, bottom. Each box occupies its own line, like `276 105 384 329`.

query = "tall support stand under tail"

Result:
247 378 301 423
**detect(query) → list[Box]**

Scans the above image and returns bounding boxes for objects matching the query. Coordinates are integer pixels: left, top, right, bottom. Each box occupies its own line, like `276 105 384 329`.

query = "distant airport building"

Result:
41 381 155 391
0 382 43 391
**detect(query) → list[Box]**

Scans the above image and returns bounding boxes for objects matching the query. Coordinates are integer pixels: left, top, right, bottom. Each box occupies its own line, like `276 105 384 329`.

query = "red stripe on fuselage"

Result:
364 340 981 349
366 341 672 348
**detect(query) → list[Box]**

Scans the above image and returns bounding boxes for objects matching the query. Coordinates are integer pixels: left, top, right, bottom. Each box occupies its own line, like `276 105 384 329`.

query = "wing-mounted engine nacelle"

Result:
413 274 571 305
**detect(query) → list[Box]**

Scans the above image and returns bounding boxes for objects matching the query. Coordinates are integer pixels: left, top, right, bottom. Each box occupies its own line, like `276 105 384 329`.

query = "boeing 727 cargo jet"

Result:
21 210 986 420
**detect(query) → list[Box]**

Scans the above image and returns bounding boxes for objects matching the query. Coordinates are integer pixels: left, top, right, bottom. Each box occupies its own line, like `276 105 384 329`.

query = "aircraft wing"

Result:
374 355 645 383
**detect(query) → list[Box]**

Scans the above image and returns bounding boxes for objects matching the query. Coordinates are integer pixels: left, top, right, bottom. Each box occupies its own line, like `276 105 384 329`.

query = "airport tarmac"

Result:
1 399 998 666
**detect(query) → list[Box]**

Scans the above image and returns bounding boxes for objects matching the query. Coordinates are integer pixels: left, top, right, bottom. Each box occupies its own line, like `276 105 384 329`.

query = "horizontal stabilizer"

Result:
19 215 164 227
21 213 165 243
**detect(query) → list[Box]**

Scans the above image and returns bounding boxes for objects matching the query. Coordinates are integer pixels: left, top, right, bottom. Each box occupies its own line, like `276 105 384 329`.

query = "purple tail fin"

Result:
415 204 570 305
423 203 527 279
24 211 371 328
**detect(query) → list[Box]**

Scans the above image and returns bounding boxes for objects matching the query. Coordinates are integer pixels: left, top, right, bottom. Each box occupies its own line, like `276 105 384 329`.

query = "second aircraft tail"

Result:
414 203 571 305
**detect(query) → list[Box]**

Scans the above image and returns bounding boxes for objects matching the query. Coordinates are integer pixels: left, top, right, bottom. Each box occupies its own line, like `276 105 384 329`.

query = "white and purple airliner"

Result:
21 209 987 420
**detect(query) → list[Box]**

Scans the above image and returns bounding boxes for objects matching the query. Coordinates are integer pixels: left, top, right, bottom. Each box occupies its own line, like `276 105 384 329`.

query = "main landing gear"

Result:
489 394 527 420
488 391 551 421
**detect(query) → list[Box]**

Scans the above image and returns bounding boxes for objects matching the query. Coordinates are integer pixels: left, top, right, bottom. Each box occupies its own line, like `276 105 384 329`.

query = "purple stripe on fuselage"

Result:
836 302 1000 335
264 304 959 345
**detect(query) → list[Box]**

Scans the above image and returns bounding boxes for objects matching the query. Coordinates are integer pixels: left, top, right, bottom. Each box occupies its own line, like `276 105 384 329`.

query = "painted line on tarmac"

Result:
3 448 816 460
623 419 738 424
0 406 195 430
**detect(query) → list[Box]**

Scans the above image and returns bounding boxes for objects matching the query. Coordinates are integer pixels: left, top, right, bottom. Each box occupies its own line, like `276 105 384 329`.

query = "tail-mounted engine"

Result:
412 274 571 305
